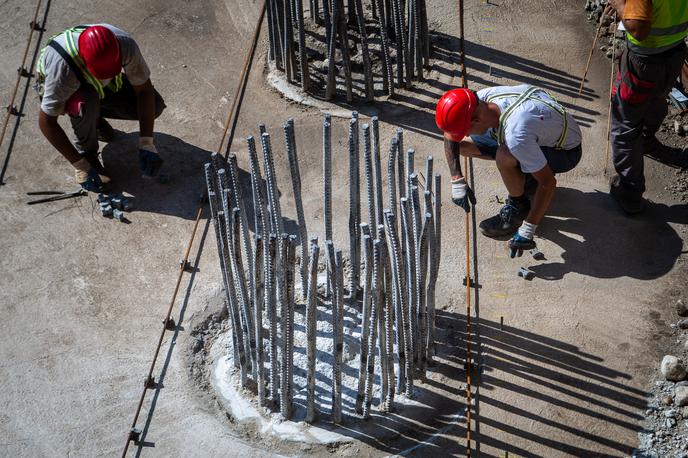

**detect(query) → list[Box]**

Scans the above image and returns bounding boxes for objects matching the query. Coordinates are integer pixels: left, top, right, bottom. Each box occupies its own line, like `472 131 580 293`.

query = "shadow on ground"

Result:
533 187 688 281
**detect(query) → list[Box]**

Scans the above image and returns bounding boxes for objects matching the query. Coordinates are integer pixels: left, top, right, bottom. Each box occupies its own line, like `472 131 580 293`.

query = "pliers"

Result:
26 188 87 205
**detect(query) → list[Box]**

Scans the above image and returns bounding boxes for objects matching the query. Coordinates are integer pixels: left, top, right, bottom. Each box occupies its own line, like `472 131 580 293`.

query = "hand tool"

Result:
26 188 86 205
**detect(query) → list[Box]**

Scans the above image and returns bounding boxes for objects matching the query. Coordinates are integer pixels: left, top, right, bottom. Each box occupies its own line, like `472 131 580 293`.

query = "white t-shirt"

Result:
39 24 151 117
477 85 582 174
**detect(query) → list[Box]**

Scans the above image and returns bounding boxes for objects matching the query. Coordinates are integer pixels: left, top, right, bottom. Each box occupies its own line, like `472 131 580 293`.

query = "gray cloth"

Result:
39 24 151 117
477 85 582 174
71 78 165 154
610 42 688 197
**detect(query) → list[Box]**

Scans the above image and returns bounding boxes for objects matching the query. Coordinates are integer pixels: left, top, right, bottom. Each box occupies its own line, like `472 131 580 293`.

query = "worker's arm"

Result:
38 110 105 192
606 0 652 42
132 79 163 177
38 110 81 163
508 164 556 258
132 79 155 138
443 135 477 213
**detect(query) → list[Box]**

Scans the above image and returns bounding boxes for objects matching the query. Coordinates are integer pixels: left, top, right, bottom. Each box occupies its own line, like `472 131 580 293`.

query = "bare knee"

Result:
495 145 518 169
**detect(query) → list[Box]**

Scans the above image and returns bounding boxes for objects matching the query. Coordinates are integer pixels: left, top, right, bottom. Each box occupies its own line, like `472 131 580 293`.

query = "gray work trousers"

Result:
610 41 687 198
69 77 166 155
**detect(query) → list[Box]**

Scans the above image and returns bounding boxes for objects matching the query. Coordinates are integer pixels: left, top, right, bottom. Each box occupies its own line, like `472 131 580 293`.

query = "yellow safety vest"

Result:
38 26 123 99
627 0 688 54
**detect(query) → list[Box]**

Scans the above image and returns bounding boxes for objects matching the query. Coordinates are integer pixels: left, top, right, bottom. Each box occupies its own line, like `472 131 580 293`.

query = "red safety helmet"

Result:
435 88 478 142
78 25 121 79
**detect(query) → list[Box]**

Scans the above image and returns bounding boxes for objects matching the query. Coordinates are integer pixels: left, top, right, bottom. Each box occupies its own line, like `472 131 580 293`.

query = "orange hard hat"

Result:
78 26 122 79
435 88 478 142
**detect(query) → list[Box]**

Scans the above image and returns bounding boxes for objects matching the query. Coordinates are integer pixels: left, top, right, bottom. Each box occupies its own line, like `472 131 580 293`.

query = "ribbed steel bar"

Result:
362 124 376 231
326 240 342 423
379 225 395 411
417 212 430 375
374 0 394 96
362 238 381 418
305 238 320 423
323 117 333 297
295 0 310 91
325 0 337 99
371 117 384 229
348 114 361 297
335 0 353 102
353 0 374 101
400 196 416 384
284 119 309 298
387 137 399 218
334 248 345 423
279 233 291 419
254 234 266 404
355 231 373 413
261 132 285 237
375 230 389 412
266 233 279 406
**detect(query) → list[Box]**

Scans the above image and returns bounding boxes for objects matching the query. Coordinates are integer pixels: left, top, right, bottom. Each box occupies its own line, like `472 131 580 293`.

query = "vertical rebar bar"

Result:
362 123 376 231
279 233 291 419
406 148 415 184
387 137 399 218
375 233 389 413
247 136 267 241
305 238 320 423
363 238 381 418
284 119 309 298
416 211 430 375
266 233 279 406
325 0 337 99
400 196 416 385
285 235 297 419
353 0 374 101
396 129 405 199
348 114 361 297
371 117 384 229
323 118 333 297
355 232 373 413
295 0 310 91
253 234 266 405
261 132 285 237
326 240 342 423
375 0 394 96
334 248 345 422
335 0 353 102
379 224 395 411
424 155 433 207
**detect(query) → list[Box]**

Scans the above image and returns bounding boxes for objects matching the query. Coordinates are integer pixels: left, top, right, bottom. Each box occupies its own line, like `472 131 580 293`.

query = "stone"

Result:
677 300 688 317
663 395 675 406
666 409 679 418
662 355 688 381
675 386 688 407
678 319 688 329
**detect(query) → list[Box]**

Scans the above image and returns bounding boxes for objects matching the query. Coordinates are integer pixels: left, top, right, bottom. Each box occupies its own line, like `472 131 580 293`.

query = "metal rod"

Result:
266 233 279 406
334 248 345 422
323 117 333 297
577 20 605 98
305 238 320 423
326 240 342 423
363 123 376 231
372 117 385 229
355 232 373 413
363 238 381 418
254 234 266 405
353 0 375 100
375 0 394 96
348 113 361 297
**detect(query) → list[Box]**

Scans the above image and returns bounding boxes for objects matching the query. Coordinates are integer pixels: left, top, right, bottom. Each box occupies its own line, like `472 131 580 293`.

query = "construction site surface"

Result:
1 0 687 457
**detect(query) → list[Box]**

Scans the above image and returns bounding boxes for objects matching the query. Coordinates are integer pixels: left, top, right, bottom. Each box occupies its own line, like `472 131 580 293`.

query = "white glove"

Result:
451 177 467 200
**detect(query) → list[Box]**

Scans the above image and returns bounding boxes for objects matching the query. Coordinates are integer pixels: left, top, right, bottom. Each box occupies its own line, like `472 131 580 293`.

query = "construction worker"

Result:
36 24 166 193
605 0 688 214
435 85 582 257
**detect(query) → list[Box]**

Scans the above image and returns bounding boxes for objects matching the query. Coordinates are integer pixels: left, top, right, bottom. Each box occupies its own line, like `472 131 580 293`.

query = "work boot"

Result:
97 118 115 143
479 196 531 238
609 175 645 215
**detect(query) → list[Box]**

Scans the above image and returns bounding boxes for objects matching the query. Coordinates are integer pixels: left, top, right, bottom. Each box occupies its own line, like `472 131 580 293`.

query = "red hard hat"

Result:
78 26 121 79
435 88 478 142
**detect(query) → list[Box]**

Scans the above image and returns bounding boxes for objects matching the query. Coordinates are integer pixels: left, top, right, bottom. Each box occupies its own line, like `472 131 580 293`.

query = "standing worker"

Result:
435 85 583 257
605 0 688 214
36 24 166 192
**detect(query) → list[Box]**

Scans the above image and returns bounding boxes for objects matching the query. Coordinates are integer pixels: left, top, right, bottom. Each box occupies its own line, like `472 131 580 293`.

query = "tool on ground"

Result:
517 267 535 281
26 188 86 205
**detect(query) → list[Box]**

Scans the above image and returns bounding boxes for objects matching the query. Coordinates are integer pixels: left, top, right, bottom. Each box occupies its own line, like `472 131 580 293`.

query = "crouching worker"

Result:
36 24 166 192
435 85 583 257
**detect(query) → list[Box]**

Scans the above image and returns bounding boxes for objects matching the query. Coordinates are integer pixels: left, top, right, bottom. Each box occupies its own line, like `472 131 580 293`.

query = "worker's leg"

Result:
68 87 101 155
495 144 525 197
479 144 530 238
99 77 166 120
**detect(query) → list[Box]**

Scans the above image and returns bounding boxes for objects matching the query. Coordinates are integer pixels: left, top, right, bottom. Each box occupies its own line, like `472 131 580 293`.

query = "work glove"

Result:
451 177 477 213
508 221 537 258
138 136 163 177
73 157 109 193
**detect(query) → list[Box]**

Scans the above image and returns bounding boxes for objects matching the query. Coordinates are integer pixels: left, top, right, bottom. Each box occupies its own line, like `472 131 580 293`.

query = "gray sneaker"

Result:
479 197 531 238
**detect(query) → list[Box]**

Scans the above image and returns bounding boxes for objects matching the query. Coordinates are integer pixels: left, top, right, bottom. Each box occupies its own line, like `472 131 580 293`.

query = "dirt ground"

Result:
1 0 687 457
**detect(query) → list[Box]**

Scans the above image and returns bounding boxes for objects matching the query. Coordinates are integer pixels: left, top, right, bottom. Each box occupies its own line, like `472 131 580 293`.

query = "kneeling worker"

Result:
435 85 583 257
37 24 166 192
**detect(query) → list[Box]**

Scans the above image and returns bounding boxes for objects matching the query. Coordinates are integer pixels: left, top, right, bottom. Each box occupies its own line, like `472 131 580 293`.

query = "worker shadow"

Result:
430 311 647 457
100 132 299 234
530 187 688 280
309 29 599 140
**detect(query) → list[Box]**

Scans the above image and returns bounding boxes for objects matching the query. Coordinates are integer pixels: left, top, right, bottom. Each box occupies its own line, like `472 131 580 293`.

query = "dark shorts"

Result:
469 133 582 174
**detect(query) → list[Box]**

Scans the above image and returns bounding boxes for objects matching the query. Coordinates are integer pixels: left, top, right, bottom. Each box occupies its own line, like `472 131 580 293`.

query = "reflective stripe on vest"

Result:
38 26 123 99
485 86 569 150
627 0 688 54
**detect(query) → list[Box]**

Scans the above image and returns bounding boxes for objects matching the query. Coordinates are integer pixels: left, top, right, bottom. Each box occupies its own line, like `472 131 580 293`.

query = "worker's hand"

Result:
73 158 105 193
451 177 477 213
508 233 536 258
138 136 163 177
604 0 624 17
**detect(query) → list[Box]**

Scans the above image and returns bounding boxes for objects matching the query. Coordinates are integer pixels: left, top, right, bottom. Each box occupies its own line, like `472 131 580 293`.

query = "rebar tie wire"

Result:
121 2 266 456
0 0 49 185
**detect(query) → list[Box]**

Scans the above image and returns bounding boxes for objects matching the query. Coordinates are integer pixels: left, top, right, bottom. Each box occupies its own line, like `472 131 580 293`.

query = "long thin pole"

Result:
604 16 617 175
577 21 605 98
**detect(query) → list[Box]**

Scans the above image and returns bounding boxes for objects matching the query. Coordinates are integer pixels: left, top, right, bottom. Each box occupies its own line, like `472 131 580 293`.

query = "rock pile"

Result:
634 299 688 458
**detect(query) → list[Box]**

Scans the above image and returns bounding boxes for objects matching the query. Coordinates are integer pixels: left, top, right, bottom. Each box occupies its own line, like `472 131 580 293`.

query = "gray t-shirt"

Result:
39 24 150 117
477 85 582 174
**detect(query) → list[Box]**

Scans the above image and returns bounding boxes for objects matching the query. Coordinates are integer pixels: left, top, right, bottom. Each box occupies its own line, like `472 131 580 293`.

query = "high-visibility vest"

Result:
38 26 123 99
627 0 688 54
484 86 570 150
